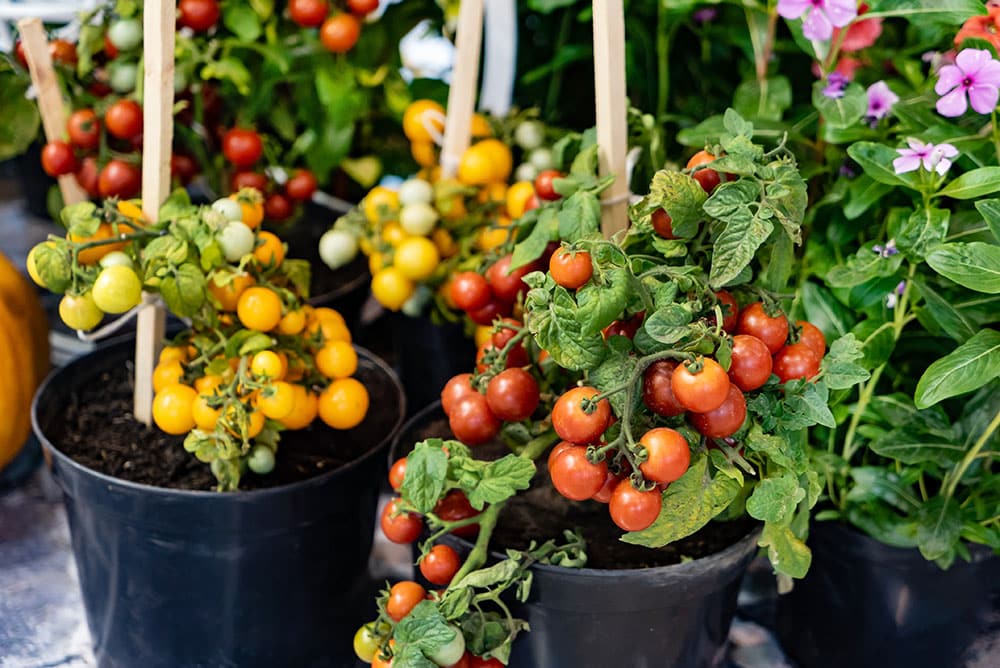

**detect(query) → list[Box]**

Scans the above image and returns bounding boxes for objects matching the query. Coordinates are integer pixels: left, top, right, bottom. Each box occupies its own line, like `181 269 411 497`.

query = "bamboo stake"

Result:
440 0 485 179
17 18 88 205
592 0 629 238
133 0 175 425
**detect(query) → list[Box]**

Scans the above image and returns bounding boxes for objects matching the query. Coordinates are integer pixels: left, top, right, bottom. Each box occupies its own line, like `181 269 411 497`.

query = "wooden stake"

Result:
133 0 176 425
592 0 629 238
440 0 485 179
17 18 88 205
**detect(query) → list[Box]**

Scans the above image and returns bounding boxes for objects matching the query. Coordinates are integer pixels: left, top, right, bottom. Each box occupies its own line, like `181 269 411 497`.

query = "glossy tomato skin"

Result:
67 109 100 149
546 441 575 471
76 157 100 196
551 386 611 445
534 170 562 200
389 458 407 491
348 0 379 15
690 385 747 438
728 334 773 391
320 14 361 53
491 319 529 368
435 490 480 538
285 169 319 201
671 357 731 413
549 248 592 289
642 360 687 417
380 498 422 544
486 255 532 303
41 141 77 177
441 373 476 415
651 208 676 239
420 544 461 586
170 154 198 185
387 581 426 621
773 343 821 383
486 368 539 422
98 159 141 198
178 0 221 31
549 445 608 500
231 171 268 192
265 193 294 221
591 470 622 503
638 428 691 484
736 302 788 354
222 128 263 168
609 480 662 532
715 291 739 332
449 393 501 445
450 272 491 311
467 299 509 327
687 150 722 193
469 657 504 668
288 0 329 26
603 312 644 340
104 99 142 139
49 39 78 66
797 321 827 359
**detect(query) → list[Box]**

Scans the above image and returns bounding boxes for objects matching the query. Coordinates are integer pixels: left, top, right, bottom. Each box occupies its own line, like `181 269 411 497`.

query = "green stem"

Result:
992 110 1000 164
655 6 676 120
943 409 1000 498
449 503 501 585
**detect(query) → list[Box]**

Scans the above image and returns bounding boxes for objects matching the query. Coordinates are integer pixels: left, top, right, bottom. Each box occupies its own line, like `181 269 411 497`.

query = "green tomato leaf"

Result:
525 285 607 371
634 170 707 239
915 329 1000 408
159 263 206 317
590 344 638 417
557 191 601 240
512 207 557 270
576 267 630 335
393 600 455 656
223 4 263 41
401 440 450 514
200 57 252 95
707 199 774 289
454 558 520 589
925 242 1000 294
746 473 805 524
758 522 811 579
745 423 808 472
466 455 536 510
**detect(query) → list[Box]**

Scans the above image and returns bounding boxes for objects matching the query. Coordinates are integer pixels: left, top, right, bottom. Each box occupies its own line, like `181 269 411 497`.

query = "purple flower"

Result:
935 49 1000 117
693 8 718 24
892 139 959 176
822 72 850 98
885 281 906 309
865 81 899 123
839 162 857 178
778 0 858 41
872 239 898 258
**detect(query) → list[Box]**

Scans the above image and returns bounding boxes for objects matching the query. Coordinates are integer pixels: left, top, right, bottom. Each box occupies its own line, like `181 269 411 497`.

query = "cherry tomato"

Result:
715 291 739 332
591 470 622 503
449 393 501 445
797 321 827 359
75 157 100 196
171 154 198 185
320 13 361 53
736 302 789 354
670 357 731 413
380 498 423 544
67 109 100 149
230 171 268 192
14 40 27 68
642 360 686 417
534 169 562 201
687 150 722 193
549 248 592 290
41 141 77 177
728 334 773 391
469 658 504 668
435 490 480 539
98 160 141 199
353 623 384 663
468 299 509 327
551 386 611 445
265 193 293 221
347 0 379 15
690 385 747 438
651 208 676 239
104 99 142 139
603 314 642 340
222 128 263 168
285 169 318 201
773 342 821 383
49 40 77 66
288 0 329 26
389 458 407 491
491 319 529 368
486 368 539 422
103 34 119 59
638 428 691 484
419 544 461 586
178 0 221 31
441 373 476 416
486 255 532 303
386 581 426 621
450 272 491 311
609 480 662 532
549 445 608 500
546 441 575 471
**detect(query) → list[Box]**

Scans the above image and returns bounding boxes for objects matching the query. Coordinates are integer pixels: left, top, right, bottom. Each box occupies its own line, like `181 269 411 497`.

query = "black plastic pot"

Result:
391 315 475 417
776 520 1000 668
393 402 760 668
32 340 406 668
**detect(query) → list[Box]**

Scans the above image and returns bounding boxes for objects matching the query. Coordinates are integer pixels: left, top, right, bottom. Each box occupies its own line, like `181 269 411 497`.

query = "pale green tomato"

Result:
108 62 138 93
108 19 142 51
514 162 538 182
99 251 134 269
92 265 143 314
211 197 243 222
59 292 103 331
529 147 555 171
319 229 359 270
514 120 545 150
218 221 255 262
247 445 275 474
401 285 431 317
398 178 434 206
428 625 465 666
399 202 439 236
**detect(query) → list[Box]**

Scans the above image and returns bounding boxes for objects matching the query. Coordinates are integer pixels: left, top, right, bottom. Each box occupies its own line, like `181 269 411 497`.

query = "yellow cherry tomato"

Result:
311 307 346 326
152 383 197 435
319 378 369 430
159 345 189 365
153 360 186 393
382 221 408 247
208 272 256 312
194 374 224 395
403 99 445 143
277 309 306 335
192 394 221 431
315 340 358 379
237 287 283 332
393 237 440 281
506 181 535 219
363 186 400 224
411 140 437 168
116 200 146 223
280 385 319 430
431 228 458 258
371 268 414 311
230 189 265 229
257 381 296 420
70 223 127 266
471 113 492 138
254 231 285 267
251 350 284 379
369 251 387 275
477 182 507 205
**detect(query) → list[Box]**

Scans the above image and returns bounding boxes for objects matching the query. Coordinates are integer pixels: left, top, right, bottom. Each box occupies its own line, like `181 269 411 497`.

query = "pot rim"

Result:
393 401 762 578
32 339 405 500
308 255 370 305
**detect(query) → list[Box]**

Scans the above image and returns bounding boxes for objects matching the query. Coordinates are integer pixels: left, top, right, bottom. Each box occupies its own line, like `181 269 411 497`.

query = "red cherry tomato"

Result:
49 40 78 66
551 386 611 445
75 157 100 196
67 109 100 150
419 544 461 586
467 299 509 326
285 169 319 201
380 498 423 544
549 248 592 290
222 128 263 168
450 272 491 311
265 193 294 221
736 302 789 354
170 154 199 185
389 457 407 491
386 581 426 621
486 255 532 303
591 470 622 503
797 321 827 359
728 335 773 392
651 208 676 239
642 360 687 417
546 441 575 471
449 393 501 445
288 0 329 27
441 373 476 416
549 445 608 500
714 291 739 332
638 428 691 484
670 357 731 413
178 0 221 32
491 318 529 368
534 169 562 201
320 13 361 53
469 657 504 668
231 171 269 193
609 480 662 532
690 385 747 438
523 194 540 212
486 368 539 422
347 0 379 15
435 490 480 538
98 159 141 199
104 99 142 140
41 141 77 177
687 150 722 193
103 34 118 59
773 343 821 383
14 40 27 68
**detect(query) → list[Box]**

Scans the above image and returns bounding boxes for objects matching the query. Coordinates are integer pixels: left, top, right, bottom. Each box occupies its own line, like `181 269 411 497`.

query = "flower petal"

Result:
968 83 1000 113
905 138 926 152
892 155 921 174
937 87 969 117
955 48 992 77
935 64 964 95
976 57 1000 88
777 0 812 20
803 7 834 41
935 157 953 176
825 0 860 28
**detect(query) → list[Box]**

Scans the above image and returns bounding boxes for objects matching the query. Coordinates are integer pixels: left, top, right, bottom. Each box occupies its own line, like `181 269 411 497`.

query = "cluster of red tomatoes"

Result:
448 254 537 326
288 0 379 53
222 128 319 223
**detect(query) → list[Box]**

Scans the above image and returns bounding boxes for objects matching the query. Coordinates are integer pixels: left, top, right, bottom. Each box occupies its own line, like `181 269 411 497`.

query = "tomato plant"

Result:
549 248 593 290
104 99 142 139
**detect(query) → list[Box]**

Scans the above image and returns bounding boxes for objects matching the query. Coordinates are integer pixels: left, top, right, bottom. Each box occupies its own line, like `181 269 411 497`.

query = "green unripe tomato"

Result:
398 178 434 206
218 221 255 262
92 265 143 314
247 445 275 475
514 120 545 150
108 62 138 93
59 292 103 331
99 250 134 269
108 19 142 51
399 202 439 236
211 197 243 222
318 229 359 270
514 162 538 183
529 147 555 171
428 625 466 666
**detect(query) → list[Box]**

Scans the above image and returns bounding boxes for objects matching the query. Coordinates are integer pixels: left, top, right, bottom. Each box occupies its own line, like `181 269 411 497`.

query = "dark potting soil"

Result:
410 419 758 570
52 361 394 492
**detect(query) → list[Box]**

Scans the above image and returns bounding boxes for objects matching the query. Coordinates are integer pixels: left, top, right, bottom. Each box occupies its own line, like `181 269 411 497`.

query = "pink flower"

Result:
892 139 958 176
935 48 1000 117
778 0 858 41
835 3 883 52
866 81 899 123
